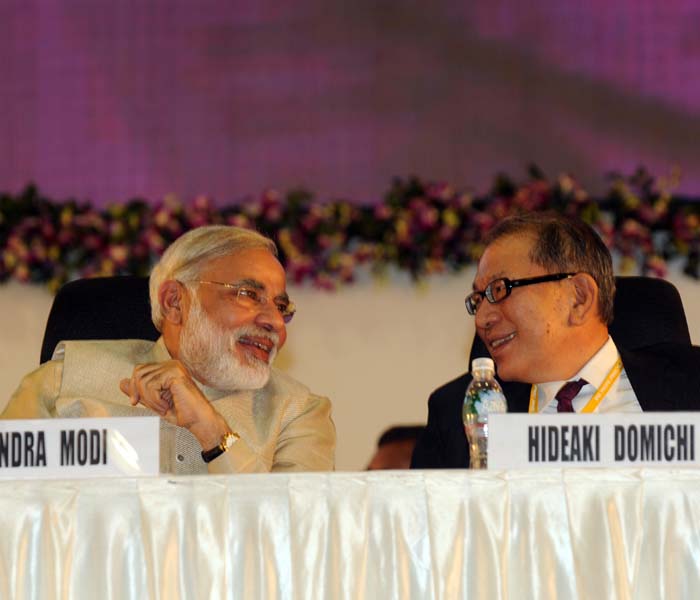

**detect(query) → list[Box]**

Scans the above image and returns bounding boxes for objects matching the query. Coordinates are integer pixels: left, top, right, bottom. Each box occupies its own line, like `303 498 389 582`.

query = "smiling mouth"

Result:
489 332 516 350
238 336 276 361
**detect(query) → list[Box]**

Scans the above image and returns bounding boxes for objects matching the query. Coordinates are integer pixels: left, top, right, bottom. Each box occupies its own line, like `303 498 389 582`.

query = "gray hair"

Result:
482 212 615 325
149 225 277 331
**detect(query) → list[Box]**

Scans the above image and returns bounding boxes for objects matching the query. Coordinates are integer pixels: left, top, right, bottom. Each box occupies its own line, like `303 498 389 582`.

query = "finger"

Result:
132 362 164 383
119 377 141 406
138 364 191 414
136 369 174 415
125 365 167 414
160 388 174 408
127 364 165 409
135 376 169 415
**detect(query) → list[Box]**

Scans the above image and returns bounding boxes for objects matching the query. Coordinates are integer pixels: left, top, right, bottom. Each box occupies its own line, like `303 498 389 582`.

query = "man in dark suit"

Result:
412 212 700 469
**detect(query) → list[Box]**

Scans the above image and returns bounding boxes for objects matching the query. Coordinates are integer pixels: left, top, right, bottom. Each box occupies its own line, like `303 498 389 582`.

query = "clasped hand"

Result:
119 360 227 449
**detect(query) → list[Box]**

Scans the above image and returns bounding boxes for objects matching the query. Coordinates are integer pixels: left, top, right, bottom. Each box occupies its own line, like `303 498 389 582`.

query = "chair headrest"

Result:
40 276 160 363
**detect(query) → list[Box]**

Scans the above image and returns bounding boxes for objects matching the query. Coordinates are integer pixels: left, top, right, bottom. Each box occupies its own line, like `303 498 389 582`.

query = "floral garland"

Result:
1 167 698 293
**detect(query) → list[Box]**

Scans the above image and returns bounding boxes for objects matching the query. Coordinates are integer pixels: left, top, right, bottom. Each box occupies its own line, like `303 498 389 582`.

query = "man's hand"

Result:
119 360 229 450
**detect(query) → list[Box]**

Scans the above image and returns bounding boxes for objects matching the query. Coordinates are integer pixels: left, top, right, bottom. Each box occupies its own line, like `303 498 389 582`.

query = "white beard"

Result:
178 298 279 392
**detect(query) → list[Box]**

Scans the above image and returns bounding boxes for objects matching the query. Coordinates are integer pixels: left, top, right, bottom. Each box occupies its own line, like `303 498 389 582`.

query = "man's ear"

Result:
159 280 186 325
568 272 599 325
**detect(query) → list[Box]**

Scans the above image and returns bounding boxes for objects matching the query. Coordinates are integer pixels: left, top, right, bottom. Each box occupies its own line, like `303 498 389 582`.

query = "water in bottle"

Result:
462 357 507 469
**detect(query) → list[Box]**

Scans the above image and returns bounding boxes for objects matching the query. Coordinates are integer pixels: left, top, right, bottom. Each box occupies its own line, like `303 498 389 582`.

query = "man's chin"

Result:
234 367 271 391
193 362 271 392
491 358 517 382
494 365 534 384
238 347 276 369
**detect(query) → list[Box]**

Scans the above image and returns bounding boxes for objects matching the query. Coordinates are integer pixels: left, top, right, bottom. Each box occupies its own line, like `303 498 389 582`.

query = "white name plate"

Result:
0 417 160 479
488 412 700 470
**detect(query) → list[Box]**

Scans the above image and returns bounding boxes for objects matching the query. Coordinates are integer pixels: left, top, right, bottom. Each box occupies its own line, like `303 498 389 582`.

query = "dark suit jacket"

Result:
411 342 700 469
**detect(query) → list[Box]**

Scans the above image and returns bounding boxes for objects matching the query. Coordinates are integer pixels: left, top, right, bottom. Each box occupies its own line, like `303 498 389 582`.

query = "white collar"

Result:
536 336 618 410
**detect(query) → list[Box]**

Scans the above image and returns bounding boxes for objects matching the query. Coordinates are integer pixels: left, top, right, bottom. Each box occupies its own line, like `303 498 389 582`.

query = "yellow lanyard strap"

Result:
528 357 623 414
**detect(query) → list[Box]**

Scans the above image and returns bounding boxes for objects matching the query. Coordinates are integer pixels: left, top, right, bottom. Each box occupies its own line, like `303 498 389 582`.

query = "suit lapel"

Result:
499 379 531 413
619 347 676 411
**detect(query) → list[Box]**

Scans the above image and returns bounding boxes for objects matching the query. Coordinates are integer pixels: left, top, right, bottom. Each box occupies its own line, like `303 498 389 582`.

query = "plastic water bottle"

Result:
462 357 507 469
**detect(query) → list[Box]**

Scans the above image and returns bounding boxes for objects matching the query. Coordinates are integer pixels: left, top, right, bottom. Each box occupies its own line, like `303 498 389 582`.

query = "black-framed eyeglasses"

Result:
194 280 296 323
465 272 576 315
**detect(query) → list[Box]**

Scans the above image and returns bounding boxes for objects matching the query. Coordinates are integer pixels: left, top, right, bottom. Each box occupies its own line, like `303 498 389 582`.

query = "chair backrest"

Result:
469 275 691 363
40 276 160 363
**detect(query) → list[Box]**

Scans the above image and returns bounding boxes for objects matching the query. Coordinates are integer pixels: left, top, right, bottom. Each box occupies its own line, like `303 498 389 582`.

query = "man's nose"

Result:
474 298 500 330
254 301 286 333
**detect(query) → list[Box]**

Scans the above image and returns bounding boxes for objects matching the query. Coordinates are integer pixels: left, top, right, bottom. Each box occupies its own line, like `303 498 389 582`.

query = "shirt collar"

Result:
576 336 619 390
535 336 618 411
153 336 171 362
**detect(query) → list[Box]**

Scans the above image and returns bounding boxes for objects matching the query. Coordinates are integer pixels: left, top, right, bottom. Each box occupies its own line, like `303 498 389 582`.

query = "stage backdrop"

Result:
2 265 699 471
1 1 699 204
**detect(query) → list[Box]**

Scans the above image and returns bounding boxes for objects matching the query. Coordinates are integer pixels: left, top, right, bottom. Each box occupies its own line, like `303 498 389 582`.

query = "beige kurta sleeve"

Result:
271 393 335 472
1 360 64 419
207 392 336 474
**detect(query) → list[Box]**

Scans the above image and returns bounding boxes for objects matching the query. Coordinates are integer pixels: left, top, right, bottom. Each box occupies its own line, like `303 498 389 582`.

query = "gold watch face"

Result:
222 432 238 450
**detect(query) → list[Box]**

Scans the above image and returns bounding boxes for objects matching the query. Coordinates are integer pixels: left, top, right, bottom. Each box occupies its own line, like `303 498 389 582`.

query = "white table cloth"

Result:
1 469 699 599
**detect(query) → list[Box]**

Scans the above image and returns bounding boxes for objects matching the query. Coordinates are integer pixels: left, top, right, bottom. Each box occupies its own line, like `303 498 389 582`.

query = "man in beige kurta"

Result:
2 226 335 473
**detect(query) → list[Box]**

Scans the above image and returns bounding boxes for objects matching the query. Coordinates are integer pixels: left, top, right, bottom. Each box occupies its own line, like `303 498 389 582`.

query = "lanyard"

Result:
528 357 623 414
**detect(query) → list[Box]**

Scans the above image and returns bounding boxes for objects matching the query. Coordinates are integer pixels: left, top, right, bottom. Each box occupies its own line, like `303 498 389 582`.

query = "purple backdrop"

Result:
1 0 699 205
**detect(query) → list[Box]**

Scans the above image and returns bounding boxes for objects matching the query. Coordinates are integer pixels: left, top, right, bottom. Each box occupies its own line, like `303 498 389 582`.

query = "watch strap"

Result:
201 431 239 463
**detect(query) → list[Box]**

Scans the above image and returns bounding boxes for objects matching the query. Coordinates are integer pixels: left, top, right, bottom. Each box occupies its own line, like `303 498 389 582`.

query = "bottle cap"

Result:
471 357 495 374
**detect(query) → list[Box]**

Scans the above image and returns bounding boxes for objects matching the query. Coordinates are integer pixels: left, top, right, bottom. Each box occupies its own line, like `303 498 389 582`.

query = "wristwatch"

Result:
201 431 240 463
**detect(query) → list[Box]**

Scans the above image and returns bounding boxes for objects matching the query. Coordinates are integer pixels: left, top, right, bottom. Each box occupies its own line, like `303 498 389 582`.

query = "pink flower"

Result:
245 202 262 218
154 208 171 228
644 255 668 278
145 230 166 252
313 273 337 291
417 205 439 229
109 245 129 265
456 193 473 210
83 234 103 251
40 222 56 239
264 205 283 222
15 263 30 281
193 195 212 211
354 244 376 262
262 190 282 205
374 204 393 220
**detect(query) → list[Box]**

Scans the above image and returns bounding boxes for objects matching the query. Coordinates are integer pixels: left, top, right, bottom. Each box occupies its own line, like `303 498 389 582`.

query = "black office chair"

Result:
469 275 691 365
40 276 160 363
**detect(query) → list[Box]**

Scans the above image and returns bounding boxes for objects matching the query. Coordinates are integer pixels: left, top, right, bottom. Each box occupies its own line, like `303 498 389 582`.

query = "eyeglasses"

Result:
194 280 296 323
465 272 576 315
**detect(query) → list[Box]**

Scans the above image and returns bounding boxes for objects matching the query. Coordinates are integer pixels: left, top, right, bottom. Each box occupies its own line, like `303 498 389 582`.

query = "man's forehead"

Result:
200 250 286 286
204 248 279 270
484 232 536 257
473 235 536 287
472 269 508 290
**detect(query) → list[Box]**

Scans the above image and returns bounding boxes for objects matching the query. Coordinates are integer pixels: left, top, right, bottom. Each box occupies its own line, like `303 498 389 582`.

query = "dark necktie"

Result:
556 378 588 413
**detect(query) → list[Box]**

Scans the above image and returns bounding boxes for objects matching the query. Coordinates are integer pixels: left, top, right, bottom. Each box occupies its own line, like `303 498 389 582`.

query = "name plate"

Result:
488 412 700 469
0 417 160 479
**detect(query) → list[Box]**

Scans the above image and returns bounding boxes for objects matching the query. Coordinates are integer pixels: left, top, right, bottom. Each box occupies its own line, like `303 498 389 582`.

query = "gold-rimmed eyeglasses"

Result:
194 280 296 323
